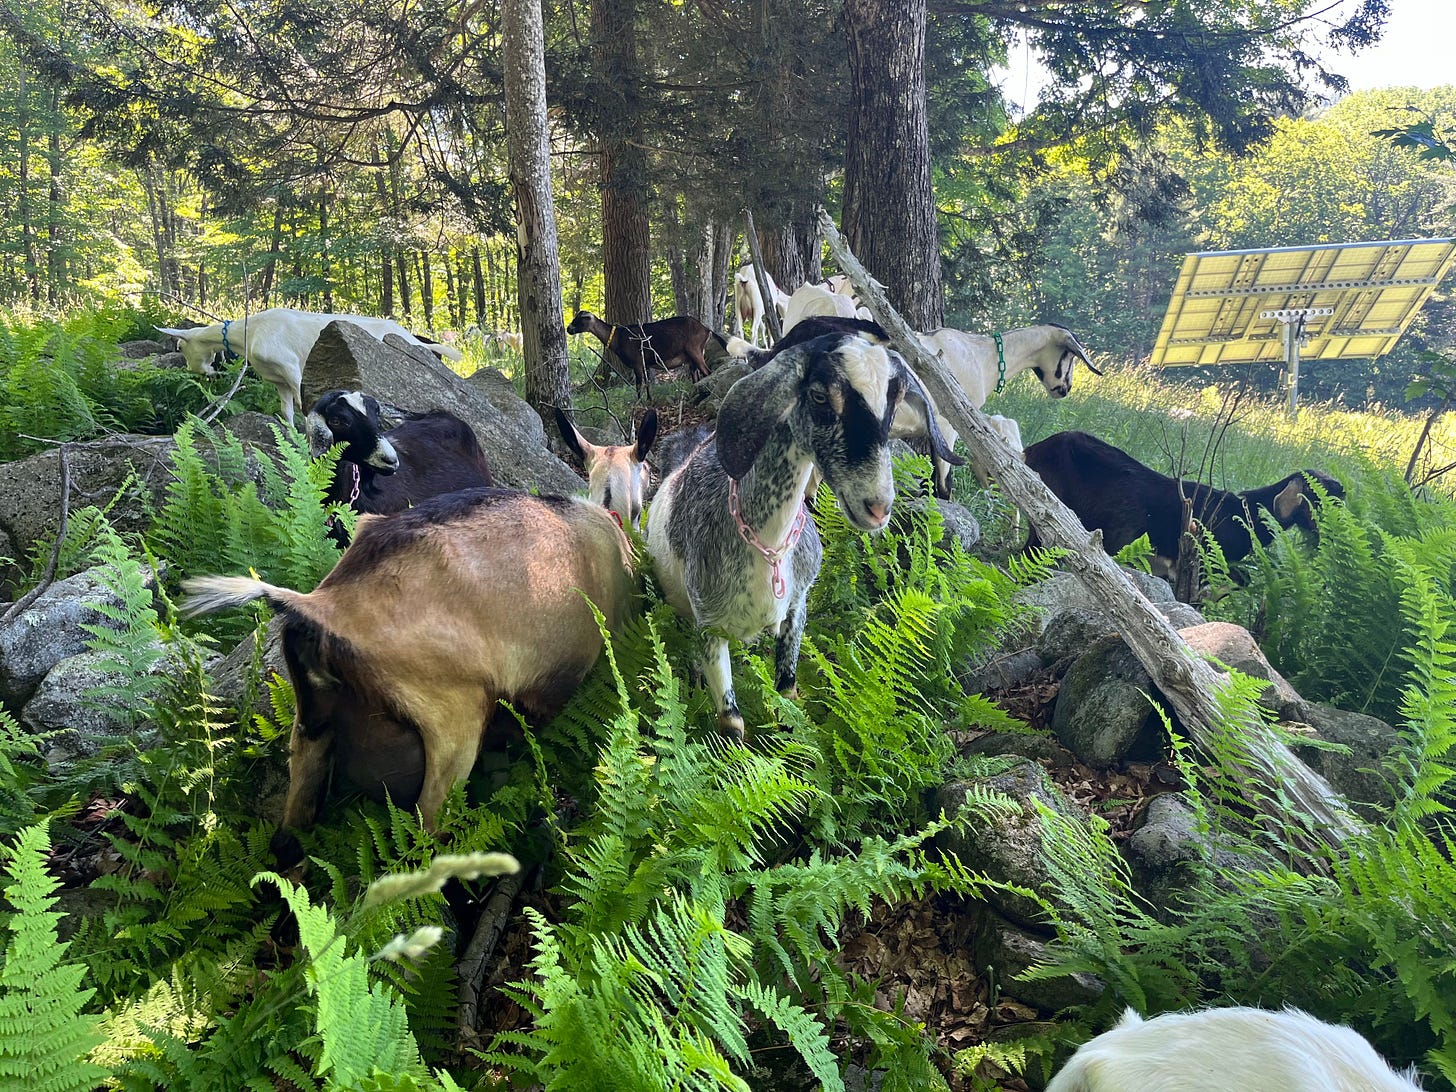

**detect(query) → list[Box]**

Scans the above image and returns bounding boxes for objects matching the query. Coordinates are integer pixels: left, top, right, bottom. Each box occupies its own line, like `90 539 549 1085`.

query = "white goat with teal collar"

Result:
645 332 960 738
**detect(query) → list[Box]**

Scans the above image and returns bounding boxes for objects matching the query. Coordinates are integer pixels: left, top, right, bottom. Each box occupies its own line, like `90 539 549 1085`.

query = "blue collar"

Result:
219 319 242 362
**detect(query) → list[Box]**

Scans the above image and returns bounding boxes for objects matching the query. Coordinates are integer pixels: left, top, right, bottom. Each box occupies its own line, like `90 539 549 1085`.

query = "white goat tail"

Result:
181 575 286 617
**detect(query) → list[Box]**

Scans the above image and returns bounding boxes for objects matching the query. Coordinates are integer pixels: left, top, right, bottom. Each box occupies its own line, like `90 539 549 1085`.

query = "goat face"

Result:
157 326 222 377
1271 470 1345 533
566 311 594 335
1029 326 1101 399
305 390 400 472
718 334 957 533
555 407 660 526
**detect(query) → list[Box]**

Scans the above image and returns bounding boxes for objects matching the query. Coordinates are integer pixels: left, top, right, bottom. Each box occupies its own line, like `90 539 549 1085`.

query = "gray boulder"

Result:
1159 601 1206 629
935 498 982 552
462 367 541 438
960 648 1045 696
0 436 175 561
0 567 150 708
21 648 164 762
1016 569 1175 638
936 758 1080 930
1179 621 1309 721
692 358 751 414
1294 702 1405 817
1126 792 1265 925
1051 635 1162 767
975 914 1103 1012
1037 608 1112 665
301 321 579 494
210 619 289 725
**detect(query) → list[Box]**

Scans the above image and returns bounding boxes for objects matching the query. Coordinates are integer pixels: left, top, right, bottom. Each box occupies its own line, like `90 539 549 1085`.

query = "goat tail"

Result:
181 574 305 618
724 335 755 358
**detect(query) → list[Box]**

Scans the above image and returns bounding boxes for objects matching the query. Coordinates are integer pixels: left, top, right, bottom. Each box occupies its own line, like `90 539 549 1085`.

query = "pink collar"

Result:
728 477 809 600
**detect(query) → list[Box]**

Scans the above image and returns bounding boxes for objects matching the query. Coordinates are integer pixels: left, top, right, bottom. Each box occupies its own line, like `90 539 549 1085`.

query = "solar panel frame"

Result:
1151 238 1456 368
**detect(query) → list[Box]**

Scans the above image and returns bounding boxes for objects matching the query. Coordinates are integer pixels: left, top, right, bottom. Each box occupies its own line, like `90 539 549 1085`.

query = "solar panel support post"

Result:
1261 307 1332 419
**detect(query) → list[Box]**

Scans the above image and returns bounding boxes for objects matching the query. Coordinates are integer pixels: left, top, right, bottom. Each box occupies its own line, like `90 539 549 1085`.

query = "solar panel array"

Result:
1151 238 1456 367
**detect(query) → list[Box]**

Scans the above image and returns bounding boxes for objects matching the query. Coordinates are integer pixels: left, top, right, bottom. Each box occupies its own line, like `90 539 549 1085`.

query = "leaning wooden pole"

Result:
742 209 783 344
817 207 1361 846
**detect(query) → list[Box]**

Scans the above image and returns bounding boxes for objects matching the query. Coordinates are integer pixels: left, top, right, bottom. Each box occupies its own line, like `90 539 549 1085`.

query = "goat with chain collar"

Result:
646 332 960 737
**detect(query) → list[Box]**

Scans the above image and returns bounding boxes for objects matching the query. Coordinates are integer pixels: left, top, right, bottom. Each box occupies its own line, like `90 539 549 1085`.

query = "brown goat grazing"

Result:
1023 430 1344 578
183 489 635 860
554 407 659 528
567 310 725 389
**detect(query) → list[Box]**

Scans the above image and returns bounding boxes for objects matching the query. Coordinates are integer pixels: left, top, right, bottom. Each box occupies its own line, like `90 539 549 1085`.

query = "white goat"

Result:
734 265 789 348
893 323 1099 497
1047 1007 1421 1092
645 331 958 738
158 307 463 427
781 281 859 334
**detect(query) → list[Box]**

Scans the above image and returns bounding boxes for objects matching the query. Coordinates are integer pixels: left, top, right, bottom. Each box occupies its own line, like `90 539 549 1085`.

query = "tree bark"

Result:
45 85 63 303
419 251 435 328
709 219 734 332
504 0 571 420
592 0 652 324
261 200 285 305
819 208 1360 849
17 63 40 301
318 193 334 311
840 0 942 331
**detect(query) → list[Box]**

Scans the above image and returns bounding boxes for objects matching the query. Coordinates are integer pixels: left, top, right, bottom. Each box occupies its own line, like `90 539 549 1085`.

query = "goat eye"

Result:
808 389 829 406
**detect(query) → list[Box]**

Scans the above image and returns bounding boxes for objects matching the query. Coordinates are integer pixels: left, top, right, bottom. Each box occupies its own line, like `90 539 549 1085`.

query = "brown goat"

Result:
183 489 635 859
567 310 724 389
554 407 658 528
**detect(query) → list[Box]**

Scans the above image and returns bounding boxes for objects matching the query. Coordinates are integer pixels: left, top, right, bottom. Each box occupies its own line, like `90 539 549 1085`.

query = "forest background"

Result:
1 0 1452 409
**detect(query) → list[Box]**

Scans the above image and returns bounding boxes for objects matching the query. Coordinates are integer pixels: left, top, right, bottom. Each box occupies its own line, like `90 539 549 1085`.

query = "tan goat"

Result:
554 407 658 528
183 488 636 860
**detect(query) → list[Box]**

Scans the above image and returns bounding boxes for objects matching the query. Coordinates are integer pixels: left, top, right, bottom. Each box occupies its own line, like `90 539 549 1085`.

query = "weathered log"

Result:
742 209 783 345
817 206 1360 846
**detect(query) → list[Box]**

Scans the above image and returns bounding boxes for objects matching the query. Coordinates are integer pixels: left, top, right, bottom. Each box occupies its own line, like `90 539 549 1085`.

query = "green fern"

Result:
0 823 109 1092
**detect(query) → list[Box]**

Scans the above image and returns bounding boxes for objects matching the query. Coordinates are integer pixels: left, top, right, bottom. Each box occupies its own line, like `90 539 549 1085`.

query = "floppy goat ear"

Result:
716 345 809 480
635 408 659 462
893 354 965 467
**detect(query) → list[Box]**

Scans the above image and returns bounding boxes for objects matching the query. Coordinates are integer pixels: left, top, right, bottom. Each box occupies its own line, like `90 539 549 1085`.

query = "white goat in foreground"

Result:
1047 1007 1421 1092
158 307 462 426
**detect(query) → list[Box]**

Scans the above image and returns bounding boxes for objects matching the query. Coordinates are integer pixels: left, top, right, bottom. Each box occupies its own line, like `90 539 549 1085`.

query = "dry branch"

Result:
817 207 1361 847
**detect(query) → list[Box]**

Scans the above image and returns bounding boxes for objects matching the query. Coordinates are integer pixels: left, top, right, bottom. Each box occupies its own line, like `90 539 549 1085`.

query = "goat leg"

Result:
702 634 744 740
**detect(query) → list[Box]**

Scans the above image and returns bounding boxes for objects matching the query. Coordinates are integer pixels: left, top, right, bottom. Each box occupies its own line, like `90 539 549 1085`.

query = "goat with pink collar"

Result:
645 331 958 737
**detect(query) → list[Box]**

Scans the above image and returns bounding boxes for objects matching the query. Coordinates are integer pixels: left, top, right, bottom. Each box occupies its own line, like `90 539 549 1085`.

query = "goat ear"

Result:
1273 479 1306 521
716 349 805 479
893 354 965 467
304 411 336 458
554 407 591 463
635 408 659 462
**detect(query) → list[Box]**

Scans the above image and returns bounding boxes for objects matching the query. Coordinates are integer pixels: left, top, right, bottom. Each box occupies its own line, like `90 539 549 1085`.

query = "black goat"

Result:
567 310 726 388
1022 430 1344 575
744 316 889 370
305 390 494 540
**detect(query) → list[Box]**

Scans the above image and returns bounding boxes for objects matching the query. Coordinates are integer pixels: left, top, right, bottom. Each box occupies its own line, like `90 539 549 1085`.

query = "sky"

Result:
995 0 1455 115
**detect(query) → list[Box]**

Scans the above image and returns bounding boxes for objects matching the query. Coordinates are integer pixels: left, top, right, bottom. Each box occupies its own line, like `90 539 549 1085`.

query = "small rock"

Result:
0 568 149 707
1159 601 1206 629
22 647 166 762
117 338 172 359
975 914 1104 1012
1179 621 1309 721
961 648 1045 695
936 759 1081 930
1050 636 1162 767
1294 702 1405 817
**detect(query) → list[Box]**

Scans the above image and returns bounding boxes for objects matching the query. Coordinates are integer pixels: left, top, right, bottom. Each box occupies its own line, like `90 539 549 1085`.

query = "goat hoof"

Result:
717 710 746 742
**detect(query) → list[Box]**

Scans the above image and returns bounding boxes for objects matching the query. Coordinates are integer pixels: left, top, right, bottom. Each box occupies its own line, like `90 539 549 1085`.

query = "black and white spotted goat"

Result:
645 332 960 737
305 390 493 540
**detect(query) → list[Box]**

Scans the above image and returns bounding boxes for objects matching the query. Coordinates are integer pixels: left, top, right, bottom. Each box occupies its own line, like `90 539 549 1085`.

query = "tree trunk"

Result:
319 193 334 311
504 0 571 419
683 219 715 325
757 205 819 297
396 251 412 318
709 219 735 332
17 64 40 301
261 200 285 304
592 0 652 324
841 0 942 330
419 252 435 328
819 209 1359 849
471 247 487 326
45 85 63 303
